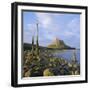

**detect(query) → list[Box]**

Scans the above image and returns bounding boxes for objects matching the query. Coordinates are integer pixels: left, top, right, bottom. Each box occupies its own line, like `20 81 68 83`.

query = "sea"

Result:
52 50 80 63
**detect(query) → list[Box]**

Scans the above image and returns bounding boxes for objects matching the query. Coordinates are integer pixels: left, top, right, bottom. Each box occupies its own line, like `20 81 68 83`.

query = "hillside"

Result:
24 38 75 50
23 43 47 50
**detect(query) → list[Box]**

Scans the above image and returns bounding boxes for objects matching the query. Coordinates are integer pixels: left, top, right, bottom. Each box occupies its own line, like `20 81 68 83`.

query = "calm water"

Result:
53 50 80 63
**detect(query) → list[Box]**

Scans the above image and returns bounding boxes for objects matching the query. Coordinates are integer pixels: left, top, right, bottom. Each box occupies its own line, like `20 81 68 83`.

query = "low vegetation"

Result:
22 48 80 77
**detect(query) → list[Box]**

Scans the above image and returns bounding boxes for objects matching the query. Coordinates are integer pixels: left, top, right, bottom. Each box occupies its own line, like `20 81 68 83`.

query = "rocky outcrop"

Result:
48 38 72 49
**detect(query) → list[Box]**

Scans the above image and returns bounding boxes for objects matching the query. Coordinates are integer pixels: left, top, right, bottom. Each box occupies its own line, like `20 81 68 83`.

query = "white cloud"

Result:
67 18 80 33
63 18 80 37
35 13 52 28
23 24 37 43
64 31 73 36
34 13 61 41
27 24 36 36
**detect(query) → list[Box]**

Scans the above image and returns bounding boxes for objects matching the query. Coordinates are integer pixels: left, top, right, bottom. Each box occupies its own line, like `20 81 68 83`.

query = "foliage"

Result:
22 49 80 77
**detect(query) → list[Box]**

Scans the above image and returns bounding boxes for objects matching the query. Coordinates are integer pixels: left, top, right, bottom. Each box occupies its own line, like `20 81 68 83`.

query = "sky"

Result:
23 11 80 48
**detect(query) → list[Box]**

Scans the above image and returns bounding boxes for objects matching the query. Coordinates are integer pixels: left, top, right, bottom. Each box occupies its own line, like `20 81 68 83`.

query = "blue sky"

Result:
23 11 80 48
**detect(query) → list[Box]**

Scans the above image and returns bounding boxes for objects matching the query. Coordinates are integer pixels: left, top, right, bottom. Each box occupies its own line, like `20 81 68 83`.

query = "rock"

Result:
24 70 31 77
43 68 54 76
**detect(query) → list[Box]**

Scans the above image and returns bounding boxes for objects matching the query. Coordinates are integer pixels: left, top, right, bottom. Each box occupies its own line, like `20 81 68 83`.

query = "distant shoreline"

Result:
23 43 80 51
